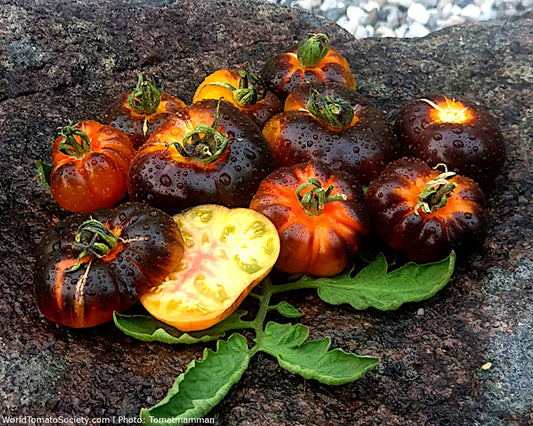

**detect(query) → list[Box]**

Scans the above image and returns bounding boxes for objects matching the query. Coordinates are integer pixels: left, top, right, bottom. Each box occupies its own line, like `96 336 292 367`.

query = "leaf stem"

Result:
270 277 322 295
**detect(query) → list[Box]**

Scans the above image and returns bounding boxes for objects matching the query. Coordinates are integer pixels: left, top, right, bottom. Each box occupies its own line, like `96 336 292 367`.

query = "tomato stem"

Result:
168 99 230 164
68 219 119 272
127 73 162 115
414 164 458 215
297 33 330 68
296 177 347 217
205 64 266 107
57 123 92 159
306 86 354 129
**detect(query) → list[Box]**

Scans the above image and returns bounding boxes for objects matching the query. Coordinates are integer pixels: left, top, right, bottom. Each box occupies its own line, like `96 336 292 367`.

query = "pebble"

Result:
268 0 532 38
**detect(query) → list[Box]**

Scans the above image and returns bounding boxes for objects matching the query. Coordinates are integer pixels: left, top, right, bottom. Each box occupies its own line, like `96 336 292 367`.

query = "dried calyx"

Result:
127 73 162 116
296 177 347 217
306 86 354 129
414 164 458 215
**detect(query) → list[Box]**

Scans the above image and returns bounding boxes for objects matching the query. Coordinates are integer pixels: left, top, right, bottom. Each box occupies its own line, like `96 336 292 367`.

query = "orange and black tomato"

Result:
192 65 283 128
48 120 135 213
34 203 185 328
128 99 275 214
263 82 400 185
262 33 356 101
103 73 186 149
394 94 505 187
365 157 487 263
250 161 369 277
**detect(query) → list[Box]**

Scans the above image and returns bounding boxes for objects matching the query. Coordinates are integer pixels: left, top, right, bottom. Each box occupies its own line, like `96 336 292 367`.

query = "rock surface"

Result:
0 0 532 424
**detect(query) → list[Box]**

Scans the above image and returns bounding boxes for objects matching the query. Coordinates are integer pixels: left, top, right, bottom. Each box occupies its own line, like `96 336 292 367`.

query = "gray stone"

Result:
0 1 532 424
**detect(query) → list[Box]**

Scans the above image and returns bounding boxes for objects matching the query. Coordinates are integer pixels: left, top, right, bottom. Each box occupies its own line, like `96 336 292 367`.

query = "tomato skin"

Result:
250 161 369 276
128 100 275 214
192 69 283 128
365 157 486 263
394 95 505 187
50 120 135 213
140 205 280 331
34 203 185 328
262 45 355 101
263 83 400 185
103 92 186 149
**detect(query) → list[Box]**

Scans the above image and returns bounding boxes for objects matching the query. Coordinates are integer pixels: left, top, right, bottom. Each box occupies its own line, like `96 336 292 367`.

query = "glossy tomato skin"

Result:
50 120 135 213
140 204 280 331
262 46 355 101
34 203 185 328
192 69 283 128
128 100 275 214
365 157 486 263
250 161 369 276
263 83 400 185
395 95 505 187
103 92 186 149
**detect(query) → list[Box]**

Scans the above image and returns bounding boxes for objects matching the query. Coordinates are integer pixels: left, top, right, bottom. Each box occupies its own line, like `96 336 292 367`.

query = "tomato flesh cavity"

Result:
140 205 280 331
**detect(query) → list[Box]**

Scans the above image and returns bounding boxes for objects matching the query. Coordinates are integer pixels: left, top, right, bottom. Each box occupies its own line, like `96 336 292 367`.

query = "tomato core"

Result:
422 98 473 124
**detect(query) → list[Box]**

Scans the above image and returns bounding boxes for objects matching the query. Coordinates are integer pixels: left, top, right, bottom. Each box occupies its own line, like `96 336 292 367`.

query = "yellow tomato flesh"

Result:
140 205 280 331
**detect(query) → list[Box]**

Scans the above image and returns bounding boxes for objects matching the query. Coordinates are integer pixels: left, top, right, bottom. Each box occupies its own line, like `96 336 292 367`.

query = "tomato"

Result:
103 73 186 149
140 204 280 331
394 94 505 187
49 120 135 213
365 157 486 263
34 203 185 328
128 99 275 214
192 65 283 128
263 82 400 185
249 161 369 276
262 33 356 101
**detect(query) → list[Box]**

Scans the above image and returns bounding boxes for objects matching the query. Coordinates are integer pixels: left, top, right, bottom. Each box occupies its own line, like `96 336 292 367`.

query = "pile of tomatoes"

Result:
35 33 504 330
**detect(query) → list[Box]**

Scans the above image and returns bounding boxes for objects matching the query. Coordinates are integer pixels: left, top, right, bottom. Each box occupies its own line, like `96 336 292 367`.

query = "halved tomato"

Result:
140 205 280 331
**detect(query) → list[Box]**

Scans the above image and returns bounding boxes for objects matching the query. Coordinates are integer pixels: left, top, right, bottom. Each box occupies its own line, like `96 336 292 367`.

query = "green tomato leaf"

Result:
257 322 379 385
286 252 455 311
113 310 250 344
272 301 304 318
141 333 251 424
35 160 52 191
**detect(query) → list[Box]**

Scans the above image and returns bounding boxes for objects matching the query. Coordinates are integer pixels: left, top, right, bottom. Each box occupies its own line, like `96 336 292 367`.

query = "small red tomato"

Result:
250 161 369 277
394 95 505 187
34 203 185 328
192 65 283 128
103 73 186 148
49 120 135 213
262 33 356 101
128 99 275 214
263 82 400 185
365 157 486 263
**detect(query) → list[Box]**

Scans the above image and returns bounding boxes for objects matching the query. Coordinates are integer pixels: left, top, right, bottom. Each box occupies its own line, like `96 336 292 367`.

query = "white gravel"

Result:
264 0 532 38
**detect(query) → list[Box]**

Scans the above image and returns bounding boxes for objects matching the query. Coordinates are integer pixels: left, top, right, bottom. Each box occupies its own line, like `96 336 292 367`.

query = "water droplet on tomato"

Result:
464 212 472 219
453 140 464 148
433 133 442 141
160 175 171 187
243 149 257 160
219 173 231 186
413 127 421 134
452 128 463 134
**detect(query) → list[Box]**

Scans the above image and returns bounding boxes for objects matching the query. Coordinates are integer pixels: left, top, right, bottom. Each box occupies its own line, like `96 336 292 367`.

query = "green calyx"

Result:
414 164 458 215
69 219 119 272
307 86 354 129
206 65 266 107
57 123 92 159
297 33 330 68
127 73 162 115
296 177 347 217
168 99 230 164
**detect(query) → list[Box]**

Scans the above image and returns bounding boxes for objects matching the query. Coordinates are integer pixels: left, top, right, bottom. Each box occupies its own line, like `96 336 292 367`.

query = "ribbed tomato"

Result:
263 82 400 185
262 33 356 101
394 94 505 187
140 205 280 331
49 120 135 213
128 99 275 214
34 203 184 328
103 73 186 148
250 161 369 276
192 65 283 128
365 157 486 263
